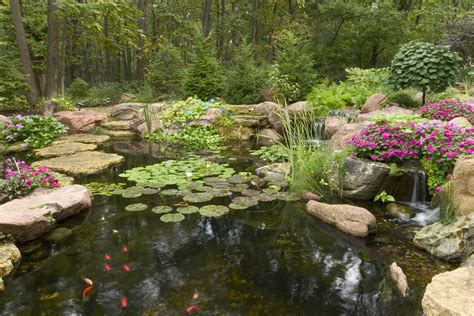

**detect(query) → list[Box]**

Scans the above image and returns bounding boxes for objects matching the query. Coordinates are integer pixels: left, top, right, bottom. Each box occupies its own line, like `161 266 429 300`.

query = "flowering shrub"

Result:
350 120 474 194
0 158 60 201
2 115 68 148
417 99 474 123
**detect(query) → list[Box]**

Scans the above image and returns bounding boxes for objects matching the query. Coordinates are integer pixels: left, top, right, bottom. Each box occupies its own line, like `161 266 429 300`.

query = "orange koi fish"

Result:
104 264 111 271
123 265 130 272
186 305 200 313
121 297 128 308
122 246 128 253
104 254 111 260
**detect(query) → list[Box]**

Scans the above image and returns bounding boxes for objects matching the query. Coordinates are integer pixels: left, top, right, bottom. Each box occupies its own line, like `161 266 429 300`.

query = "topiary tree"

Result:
389 41 461 104
182 38 224 100
224 43 266 104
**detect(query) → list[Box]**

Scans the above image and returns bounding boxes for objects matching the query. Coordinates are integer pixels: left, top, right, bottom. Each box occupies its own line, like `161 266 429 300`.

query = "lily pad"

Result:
140 187 159 195
241 189 261 197
161 189 179 196
257 192 278 202
183 192 214 203
229 202 252 210
151 206 173 214
125 203 148 212
232 196 259 206
160 213 185 222
122 191 142 198
177 205 199 214
199 205 229 217
85 182 126 196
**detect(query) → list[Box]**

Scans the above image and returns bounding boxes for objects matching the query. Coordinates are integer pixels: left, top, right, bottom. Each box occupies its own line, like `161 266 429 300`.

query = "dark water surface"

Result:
0 142 452 315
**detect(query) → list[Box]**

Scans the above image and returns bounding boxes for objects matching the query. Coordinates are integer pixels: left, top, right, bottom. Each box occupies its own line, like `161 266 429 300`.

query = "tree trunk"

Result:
136 0 146 82
10 0 40 105
202 0 212 37
46 0 60 98
251 0 259 45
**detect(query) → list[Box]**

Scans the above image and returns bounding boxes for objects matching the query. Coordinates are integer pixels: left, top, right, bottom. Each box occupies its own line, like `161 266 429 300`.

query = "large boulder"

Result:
422 267 474 316
33 151 124 175
200 108 223 123
232 115 266 127
111 103 145 120
255 162 290 178
216 126 254 141
0 185 92 242
54 110 106 134
255 101 278 117
355 105 413 123
257 128 282 146
450 155 474 216
324 116 349 139
360 93 387 114
34 142 97 158
413 214 474 261
306 200 377 237
287 101 312 118
378 164 428 203
329 122 367 151
389 262 409 297
330 158 390 200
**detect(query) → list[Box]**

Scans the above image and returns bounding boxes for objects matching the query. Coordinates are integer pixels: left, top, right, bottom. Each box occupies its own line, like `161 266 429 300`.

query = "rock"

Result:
378 165 428 203
0 277 3 292
101 120 132 131
5 143 30 153
54 110 106 134
449 117 472 128
0 115 11 127
111 103 145 120
232 115 266 127
99 129 136 139
34 142 97 158
33 151 124 175
329 122 367 151
301 191 321 201
136 120 161 138
44 227 72 241
389 262 409 297
119 93 137 103
330 158 390 200
462 254 474 267
385 203 416 220
360 93 387 114
324 116 349 139
54 134 110 145
414 92 424 104
0 243 21 277
256 162 290 178
222 104 256 115
413 214 474 261
0 185 92 242
287 101 311 118
200 108 223 123
268 111 284 134
216 126 254 141
255 101 278 117
450 155 474 216
355 106 414 123
257 128 282 146
422 267 474 316
306 200 377 237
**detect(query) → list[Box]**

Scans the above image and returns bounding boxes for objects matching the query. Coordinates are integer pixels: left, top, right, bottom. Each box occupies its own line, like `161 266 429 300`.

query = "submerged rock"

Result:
33 151 124 175
385 203 416 220
0 243 21 277
413 214 474 261
0 185 91 242
54 110 106 133
306 200 377 237
54 134 110 145
44 227 73 241
422 267 474 316
388 262 409 297
34 142 97 158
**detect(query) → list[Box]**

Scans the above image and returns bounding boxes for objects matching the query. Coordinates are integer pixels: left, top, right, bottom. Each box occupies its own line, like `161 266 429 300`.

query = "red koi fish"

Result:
122 246 128 253
123 265 130 272
104 254 111 260
104 263 111 271
82 285 94 298
186 305 200 313
121 297 128 308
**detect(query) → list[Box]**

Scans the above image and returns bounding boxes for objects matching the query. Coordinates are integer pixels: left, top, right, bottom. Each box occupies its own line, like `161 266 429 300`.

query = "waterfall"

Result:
410 170 427 204
314 119 325 141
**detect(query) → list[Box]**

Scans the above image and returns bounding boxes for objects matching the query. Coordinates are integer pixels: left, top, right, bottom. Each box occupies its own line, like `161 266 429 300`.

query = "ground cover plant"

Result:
417 99 473 123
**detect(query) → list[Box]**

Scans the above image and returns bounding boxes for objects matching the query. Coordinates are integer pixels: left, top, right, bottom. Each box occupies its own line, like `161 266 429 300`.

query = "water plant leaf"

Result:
177 205 199 214
122 191 142 198
183 192 214 203
125 203 148 212
160 213 185 222
229 202 252 210
199 205 229 217
241 189 261 197
161 189 179 196
84 182 126 196
151 206 173 214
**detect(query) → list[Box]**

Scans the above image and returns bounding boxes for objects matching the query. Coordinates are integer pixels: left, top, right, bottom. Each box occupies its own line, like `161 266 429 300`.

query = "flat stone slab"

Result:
0 185 92 242
32 151 124 175
99 129 136 139
54 134 110 145
34 142 97 158
101 120 132 131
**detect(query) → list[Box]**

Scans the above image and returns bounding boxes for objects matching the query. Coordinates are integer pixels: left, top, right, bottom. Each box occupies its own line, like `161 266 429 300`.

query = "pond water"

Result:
0 141 453 315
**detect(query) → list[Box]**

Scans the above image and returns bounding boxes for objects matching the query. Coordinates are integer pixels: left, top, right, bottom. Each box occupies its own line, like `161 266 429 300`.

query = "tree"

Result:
46 0 59 98
389 41 461 104
9 0 40 105
136 0 146 82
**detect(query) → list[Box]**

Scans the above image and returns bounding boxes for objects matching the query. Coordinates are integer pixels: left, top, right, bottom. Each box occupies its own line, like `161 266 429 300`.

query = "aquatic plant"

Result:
152 206 173 214
84 182 126 196
250 145 290 162
199 205 229 217
160 213 185 222
374 191 395 203
177 206 200 214
125 203 148 212
417 99 473 123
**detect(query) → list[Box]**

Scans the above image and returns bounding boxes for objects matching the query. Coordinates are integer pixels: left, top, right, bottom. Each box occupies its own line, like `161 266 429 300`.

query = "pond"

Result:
0 141 453 315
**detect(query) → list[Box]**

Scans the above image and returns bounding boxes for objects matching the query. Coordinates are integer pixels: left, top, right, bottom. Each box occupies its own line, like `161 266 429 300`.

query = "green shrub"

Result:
250 144 289 162
269 31 316 102
0 57 29 110
69 78 89 100
224 44 265 104
161 97 222 125
388 91 418 108
147 125 222 150
146 40 184 98
87 82 124 104
182 39 224 100
307 82 374 117
389 41 461 103
345 67 389 91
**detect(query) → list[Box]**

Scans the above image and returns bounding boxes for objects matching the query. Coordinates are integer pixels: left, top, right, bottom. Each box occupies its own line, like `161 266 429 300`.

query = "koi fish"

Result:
104 254 111 260
121 297 128 308
104 264 111 271
82 285 94 298
83 278 94 286
186 305 200 313
112 229 119 234
122 246 128 253
123 265 130 272
192 293 199 300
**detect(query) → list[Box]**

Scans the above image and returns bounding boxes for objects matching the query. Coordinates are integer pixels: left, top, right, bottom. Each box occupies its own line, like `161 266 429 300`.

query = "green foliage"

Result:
147 126 223 150
389 42 461 95
224 44 265 104
307 82 374 117
374 191 395 203
250 145 289 162
161 97 222 125
388 91 418 108
69 78 89 100
146 40 184 98
345 67 389 91
2 115 68 148
269 31 316 102
87 82 124 104
0 57 29 110
182 39 224 100
439 181 456 225
372 113 427 125
39 97 76 111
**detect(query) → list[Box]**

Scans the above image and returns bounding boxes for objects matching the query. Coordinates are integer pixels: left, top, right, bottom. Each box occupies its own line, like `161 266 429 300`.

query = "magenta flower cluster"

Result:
417 99 474 123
